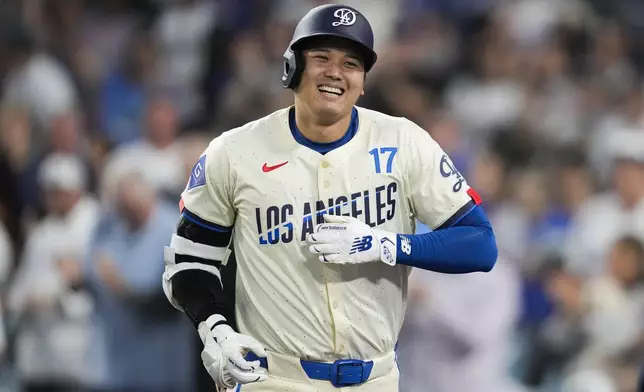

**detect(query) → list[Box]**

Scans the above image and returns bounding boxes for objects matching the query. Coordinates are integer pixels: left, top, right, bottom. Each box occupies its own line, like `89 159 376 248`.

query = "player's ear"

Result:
360 89 365 96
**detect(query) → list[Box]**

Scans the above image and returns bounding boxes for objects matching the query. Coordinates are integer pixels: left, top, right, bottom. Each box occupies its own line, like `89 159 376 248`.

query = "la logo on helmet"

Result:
332 8 357 26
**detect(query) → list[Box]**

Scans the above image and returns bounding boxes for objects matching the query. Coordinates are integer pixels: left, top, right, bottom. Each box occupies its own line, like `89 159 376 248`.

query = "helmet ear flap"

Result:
281 49 305 90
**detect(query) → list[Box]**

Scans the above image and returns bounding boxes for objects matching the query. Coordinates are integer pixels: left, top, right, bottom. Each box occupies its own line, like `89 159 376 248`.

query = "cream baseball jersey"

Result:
177 106 474 361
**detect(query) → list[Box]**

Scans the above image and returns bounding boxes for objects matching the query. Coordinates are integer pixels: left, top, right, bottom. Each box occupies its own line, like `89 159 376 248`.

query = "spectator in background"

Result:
102 97 185 202
153 0 218 127
214 29 290 131
567 236 644 377
589 21 637 103
72 0 142 91
531 235 644 391
0 107 30 253
564 143 644 278
445 20 526 140
48 111 86 155
504 165 574 271
0 21 78 144
82 169 194 392
520 34 585 147
397 222 523 392
589 83 644 183
511 147 595 333
19 111 95 221
552 147 596 228
7 153 99 392
99 28 157 146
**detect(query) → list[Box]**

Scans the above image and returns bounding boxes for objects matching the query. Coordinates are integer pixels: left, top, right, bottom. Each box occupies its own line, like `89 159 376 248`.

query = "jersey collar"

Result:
288 107 359 155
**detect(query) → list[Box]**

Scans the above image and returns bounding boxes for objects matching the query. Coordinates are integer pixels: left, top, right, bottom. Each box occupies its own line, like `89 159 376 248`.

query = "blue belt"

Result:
245 352 374 388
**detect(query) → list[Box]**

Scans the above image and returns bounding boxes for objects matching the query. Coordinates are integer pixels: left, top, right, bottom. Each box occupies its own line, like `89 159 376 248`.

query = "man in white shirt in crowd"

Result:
7 153 100 392
564 139 644 278
102 97 186 201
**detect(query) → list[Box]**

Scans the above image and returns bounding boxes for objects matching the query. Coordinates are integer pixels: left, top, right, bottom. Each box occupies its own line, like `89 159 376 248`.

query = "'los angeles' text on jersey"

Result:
255 182 397 244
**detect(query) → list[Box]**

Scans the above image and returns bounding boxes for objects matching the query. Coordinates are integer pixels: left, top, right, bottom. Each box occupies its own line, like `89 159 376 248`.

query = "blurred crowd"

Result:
0 0 643 391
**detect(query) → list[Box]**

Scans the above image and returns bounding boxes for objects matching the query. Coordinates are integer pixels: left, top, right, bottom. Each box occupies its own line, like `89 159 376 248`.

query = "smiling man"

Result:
162 4 498 392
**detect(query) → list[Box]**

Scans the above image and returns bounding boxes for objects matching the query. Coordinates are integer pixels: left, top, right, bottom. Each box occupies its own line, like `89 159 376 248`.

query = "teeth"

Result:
318 86 343 95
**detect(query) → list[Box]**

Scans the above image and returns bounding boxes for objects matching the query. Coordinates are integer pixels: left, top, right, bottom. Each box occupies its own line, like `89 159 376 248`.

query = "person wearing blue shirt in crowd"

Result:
82 170 194 392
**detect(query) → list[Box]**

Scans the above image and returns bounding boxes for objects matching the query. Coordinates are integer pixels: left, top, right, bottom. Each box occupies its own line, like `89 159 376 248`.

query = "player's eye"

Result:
314 55 329 61
345 61 358 68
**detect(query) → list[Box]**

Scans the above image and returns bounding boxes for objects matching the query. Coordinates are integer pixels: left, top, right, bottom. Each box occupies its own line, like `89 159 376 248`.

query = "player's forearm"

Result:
396 206 497 273
165 211 236 329
172 269 235 328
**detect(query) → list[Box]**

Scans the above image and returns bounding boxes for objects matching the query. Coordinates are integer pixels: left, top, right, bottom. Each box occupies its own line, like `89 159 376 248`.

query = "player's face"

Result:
297 43 365 120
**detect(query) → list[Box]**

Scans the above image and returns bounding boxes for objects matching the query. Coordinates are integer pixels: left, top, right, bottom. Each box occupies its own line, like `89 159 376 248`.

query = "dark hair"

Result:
615 235 644 258
3 21 36 56
555 145 588 169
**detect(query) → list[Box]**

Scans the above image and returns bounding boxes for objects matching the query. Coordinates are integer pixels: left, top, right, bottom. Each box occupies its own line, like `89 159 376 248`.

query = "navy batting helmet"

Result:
281 4 377 89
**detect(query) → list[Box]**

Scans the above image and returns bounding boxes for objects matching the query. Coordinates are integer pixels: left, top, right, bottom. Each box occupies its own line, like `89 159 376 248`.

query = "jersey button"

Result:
321 161 330 169
332 301 339 309
339 344 345 353
323 181 330 189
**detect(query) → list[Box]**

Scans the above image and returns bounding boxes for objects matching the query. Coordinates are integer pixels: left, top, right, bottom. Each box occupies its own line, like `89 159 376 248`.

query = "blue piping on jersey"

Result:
289 107 358 154
182 209 233 232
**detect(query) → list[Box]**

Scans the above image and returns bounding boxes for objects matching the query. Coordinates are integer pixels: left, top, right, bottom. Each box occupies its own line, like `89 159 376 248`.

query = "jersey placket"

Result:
316 157 351 356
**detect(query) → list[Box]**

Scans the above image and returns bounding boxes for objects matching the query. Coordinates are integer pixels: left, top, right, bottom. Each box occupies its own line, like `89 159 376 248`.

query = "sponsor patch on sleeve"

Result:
187 155 207 190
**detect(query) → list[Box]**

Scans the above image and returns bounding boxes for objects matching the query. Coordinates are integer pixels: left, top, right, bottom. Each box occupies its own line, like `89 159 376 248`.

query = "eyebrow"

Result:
308 48 362 62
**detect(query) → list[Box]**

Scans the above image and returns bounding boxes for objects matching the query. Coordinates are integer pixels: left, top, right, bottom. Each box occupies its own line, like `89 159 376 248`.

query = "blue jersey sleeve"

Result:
396 205 497 273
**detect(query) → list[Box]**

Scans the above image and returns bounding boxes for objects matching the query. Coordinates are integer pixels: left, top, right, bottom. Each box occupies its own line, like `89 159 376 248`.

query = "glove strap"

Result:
375 230 398 266
198 314 228 343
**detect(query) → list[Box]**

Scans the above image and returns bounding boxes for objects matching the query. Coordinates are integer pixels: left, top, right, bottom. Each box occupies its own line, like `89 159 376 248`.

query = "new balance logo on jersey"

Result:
400 236 412 255
349 236 373 254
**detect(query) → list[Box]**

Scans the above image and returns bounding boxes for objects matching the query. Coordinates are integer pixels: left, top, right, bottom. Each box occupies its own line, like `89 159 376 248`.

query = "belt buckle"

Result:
330 359 366 387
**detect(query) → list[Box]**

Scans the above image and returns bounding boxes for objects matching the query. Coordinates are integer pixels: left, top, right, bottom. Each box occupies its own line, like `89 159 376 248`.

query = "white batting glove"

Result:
198 315 268 390
308 214 398 265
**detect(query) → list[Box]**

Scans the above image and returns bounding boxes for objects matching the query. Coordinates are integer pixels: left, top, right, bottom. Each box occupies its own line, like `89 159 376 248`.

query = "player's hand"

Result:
308 214 398 265
198 316 268 389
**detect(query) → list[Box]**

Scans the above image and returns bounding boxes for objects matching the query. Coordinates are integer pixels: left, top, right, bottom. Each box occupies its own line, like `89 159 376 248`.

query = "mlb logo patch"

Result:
187 155 207 190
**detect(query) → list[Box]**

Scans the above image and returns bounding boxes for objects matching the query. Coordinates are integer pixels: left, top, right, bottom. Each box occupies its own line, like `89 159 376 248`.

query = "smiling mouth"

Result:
317 85 344 97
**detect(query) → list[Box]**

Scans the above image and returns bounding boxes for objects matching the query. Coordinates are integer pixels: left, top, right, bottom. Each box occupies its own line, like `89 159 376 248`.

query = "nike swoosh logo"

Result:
262 161 288 172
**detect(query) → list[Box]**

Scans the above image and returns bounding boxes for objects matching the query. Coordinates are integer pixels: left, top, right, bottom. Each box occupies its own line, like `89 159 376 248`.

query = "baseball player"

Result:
162 4 498 392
